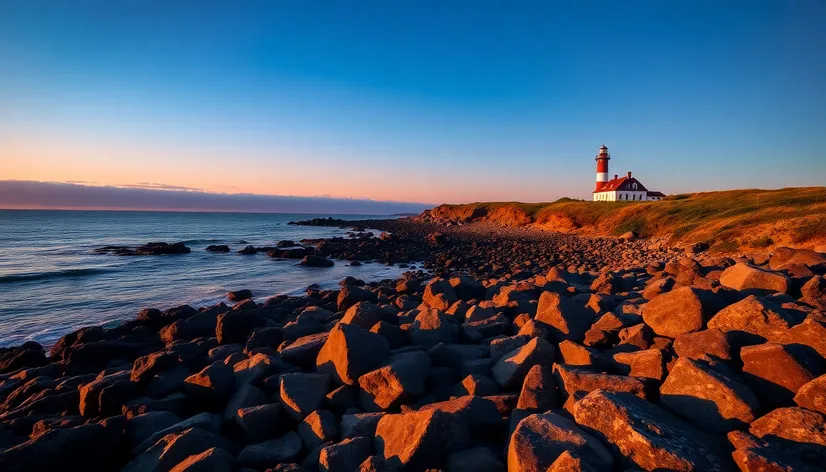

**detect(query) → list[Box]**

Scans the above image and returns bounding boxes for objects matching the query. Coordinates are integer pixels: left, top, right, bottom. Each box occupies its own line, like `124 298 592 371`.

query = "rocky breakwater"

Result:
1 239 825 471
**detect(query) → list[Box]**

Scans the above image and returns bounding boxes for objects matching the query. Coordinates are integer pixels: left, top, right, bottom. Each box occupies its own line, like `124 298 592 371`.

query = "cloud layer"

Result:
0 181 430 215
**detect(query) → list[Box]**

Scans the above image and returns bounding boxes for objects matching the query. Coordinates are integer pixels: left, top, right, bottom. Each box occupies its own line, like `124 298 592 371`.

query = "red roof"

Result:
593 176 649 193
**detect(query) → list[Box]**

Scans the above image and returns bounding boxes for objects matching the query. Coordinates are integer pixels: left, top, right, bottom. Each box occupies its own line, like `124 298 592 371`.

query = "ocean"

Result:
0 210 413 348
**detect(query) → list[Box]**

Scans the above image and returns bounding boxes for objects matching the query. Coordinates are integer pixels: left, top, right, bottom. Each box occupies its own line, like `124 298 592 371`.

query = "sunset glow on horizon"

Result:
2 2 824 208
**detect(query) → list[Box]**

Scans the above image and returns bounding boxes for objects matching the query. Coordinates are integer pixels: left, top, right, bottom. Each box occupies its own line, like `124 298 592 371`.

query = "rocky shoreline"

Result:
1 218 825 471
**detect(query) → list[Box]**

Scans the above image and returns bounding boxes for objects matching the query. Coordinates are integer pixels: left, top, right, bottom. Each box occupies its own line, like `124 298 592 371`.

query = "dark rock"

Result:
205 245 230 253
237 431 303 468
301 255 335 267
279 372 331 420
573 390 730 471
491 338 556 390
507 412 613 472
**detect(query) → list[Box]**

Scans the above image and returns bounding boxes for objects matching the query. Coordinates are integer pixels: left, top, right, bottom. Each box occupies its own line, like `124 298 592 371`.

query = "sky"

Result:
1 1 824 209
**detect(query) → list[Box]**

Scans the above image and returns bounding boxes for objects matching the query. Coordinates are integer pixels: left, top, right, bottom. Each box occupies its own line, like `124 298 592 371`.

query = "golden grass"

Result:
429 187 826 251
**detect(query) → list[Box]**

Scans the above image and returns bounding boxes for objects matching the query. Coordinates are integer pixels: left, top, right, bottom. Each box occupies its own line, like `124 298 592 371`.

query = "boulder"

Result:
341 302 392 330
169 447 233 472
507 412 613 472
317 323 390 386
236 403 282 442
719 262 791 293
279 372 331 420
491 337 556 390
228 289 252 301
553 364 653 401
358 351 430 411
299 409 338 450
750 407 826 467
418 395 503 437
446 447 505 472
340 412 385 439
641 287 718 338
449 275 486 301
319 436 373 472
0 422 120 472
740 343 821 408
707 295 799 345
216 309 265 345
301 255 335 267
337 285 378 311
769 247 826 271
223 383 269 423
374 409 469 470
237 431 303 468
794 374 826 415
557 340 607 369
409 308 457 349
573 390 730 471
611 348 666 381
184 361 235 401
123 427 232 472
660 357 760 432
280 332 330 367
673 328 733 364
516 364 557 412
534 292 594 342
422 278 459 311
453 374 499 397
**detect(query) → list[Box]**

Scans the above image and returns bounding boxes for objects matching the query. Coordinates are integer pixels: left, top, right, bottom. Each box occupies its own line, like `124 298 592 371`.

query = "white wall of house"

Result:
593 190 649 201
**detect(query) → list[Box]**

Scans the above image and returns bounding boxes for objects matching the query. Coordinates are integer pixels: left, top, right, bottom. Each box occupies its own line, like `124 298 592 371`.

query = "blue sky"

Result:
1 1 824 205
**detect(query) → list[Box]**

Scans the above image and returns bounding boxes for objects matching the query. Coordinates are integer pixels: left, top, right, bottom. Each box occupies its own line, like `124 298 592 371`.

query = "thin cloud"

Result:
0 180 431 215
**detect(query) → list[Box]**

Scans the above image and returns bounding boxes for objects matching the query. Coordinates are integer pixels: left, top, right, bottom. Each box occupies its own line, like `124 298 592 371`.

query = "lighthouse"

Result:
595 144 610 191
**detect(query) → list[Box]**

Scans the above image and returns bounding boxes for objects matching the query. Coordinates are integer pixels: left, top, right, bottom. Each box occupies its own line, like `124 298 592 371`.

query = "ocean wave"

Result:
0 267 116 284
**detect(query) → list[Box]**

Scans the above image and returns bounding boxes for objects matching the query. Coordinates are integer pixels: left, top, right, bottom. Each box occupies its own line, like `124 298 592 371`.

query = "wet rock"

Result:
228 289 252 301
374 409 469 470
507 412 613 472
205 245 230 253
660 357 759 432
301 255 335 267
317 323 390 386
573 390 730 471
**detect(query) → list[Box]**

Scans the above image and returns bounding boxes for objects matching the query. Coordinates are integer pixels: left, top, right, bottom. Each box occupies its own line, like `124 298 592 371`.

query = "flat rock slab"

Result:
573 390 731 471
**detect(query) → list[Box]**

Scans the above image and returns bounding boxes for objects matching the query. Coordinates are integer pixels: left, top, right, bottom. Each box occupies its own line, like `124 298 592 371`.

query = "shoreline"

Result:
1 218 825 470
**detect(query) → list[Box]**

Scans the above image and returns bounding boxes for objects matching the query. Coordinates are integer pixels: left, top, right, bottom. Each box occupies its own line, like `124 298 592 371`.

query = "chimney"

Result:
614 174 618 180
627 171 632 179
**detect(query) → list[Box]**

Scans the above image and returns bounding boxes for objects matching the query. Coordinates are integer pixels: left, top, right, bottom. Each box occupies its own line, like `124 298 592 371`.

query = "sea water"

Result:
0 210 412 347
